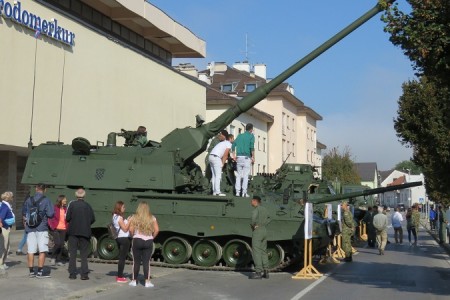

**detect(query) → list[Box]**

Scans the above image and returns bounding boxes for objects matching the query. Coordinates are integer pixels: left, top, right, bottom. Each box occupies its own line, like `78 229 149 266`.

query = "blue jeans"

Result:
18 231 27 252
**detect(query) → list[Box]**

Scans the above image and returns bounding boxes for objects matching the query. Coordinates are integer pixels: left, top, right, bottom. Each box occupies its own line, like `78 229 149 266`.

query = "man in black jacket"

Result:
66 188 95 280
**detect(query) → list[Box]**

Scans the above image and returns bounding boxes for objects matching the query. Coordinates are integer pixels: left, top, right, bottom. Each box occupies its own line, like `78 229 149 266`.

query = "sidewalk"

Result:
0 229 179 300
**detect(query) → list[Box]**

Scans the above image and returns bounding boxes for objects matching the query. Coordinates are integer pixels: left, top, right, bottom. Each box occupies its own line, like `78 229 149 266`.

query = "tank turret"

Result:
22 1 397 269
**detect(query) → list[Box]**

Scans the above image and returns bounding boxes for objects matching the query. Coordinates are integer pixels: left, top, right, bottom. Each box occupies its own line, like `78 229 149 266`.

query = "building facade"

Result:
0 0 206 217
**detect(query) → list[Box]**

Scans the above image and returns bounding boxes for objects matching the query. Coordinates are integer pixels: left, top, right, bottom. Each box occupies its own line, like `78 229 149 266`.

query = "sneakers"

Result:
116 277 128 283
81 275 89 280
69 274 77 280
243 193 250 198
16 251 25 256
145 281 154 288
235 193 240 197
0 264 8 270
129 280 137 287
29 272 36 278
36 271 51 278
216 193 226 196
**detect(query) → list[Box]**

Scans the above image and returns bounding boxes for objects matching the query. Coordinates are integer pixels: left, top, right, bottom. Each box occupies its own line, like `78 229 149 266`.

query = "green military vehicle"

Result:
22 1 403 270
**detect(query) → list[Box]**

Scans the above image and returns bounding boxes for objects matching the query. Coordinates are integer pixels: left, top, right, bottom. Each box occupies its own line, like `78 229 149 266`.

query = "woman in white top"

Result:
128 202 159 288
208 130 232 196
112 201 131 283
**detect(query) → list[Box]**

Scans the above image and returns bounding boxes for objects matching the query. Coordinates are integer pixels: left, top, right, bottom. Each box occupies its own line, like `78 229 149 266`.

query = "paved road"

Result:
1 221 449 300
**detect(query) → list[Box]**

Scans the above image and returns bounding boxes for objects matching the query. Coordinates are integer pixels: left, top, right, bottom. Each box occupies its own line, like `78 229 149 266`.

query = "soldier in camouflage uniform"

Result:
341 201 355 262
249 196 270 279
411 204 420 246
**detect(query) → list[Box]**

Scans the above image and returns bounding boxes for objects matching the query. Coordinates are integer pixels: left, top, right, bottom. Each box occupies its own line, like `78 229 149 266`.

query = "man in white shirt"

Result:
208 130 232 196
392 206 404 244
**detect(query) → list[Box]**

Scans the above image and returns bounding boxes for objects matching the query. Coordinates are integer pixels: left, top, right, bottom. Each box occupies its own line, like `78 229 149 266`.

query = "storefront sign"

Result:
0 0 75 46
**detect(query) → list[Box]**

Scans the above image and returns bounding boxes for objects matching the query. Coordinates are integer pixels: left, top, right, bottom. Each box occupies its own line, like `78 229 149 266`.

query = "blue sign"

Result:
0 1 75 46
419 197 424 203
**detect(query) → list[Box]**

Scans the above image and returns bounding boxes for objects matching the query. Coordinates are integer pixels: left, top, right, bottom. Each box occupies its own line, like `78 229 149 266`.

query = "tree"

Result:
322 147 360 184
394 160 421 175
382 0 450 205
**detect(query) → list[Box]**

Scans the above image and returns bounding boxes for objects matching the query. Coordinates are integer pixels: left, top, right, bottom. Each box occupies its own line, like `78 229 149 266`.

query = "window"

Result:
307 127 310 139
263 165 266 173
258 135 261 151
307 150 310 162
221 83 237 92
282 113 286 135
238 128 242 134
263 137 266 152
286 115 290 129
230 125 235 136
292 118 295 131
292 143 295 157
46 0 172 65
245 83 257 92
282 139 286 161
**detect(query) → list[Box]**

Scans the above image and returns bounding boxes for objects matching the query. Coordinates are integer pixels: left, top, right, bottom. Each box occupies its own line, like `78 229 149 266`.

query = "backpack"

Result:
107 215 119 239
26 195 45 228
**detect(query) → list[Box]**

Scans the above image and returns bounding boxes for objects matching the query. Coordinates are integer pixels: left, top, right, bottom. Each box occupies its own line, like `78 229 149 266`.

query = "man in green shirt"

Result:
232 123 255 197
250 195 270 279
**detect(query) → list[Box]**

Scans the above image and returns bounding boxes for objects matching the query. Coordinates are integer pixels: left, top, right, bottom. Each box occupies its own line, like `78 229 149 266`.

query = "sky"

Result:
149 0 415 170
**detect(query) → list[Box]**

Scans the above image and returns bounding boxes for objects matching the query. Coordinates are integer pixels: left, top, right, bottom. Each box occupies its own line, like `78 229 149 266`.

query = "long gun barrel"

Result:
310 181 423 205
159 1 396 163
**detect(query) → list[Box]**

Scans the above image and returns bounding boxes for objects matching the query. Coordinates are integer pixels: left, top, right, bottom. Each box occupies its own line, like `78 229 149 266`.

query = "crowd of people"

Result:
361 202 449 256
0 183 271 283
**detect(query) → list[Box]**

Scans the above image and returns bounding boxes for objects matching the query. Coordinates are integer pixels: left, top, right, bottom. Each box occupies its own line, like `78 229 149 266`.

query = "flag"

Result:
34 30 41 39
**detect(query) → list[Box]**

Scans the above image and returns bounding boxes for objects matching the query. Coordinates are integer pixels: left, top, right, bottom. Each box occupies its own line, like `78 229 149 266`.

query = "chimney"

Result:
233 61 251 73
174 63 198 78
208 61 227 73
254 63 266 80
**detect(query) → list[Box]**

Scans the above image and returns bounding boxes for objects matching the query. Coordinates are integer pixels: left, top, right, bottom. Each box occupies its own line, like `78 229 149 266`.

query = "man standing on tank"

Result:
341 201 355 262
66 188 95 280
249 195 270 279
232 123 255 197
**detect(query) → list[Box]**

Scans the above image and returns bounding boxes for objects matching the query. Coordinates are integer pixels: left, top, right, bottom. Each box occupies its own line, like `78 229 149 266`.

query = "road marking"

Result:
290 273 329 300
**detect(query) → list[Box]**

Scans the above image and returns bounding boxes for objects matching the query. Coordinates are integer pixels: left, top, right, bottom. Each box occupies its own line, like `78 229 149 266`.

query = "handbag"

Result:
107 215 119 239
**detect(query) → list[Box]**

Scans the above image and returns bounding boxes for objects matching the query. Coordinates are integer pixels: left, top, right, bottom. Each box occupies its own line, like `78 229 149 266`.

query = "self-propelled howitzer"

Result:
22 1 396 269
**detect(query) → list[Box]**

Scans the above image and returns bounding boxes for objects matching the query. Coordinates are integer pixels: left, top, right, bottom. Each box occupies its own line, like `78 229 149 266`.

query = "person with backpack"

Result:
0 191 15 270
22 184 54 278
373 206 388 255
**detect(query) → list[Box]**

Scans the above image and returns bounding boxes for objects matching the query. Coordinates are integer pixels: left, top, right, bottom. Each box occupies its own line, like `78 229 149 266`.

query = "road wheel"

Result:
222 239 252 268
162 237 192 264
192 239 222 267
267 243 285 269
97 234 119 260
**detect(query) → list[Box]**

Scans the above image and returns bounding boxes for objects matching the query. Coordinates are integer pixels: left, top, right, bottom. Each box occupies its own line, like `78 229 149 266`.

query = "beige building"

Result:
0 0 205 214
194 62 323 174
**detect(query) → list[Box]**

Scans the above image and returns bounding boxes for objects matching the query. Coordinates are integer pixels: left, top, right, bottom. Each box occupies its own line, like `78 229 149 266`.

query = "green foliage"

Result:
383 1 450 205
322 147 360 185
382 0 450 82
394 160 422 175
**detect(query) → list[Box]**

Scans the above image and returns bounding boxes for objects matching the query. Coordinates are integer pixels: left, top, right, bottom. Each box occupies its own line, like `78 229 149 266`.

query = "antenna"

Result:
29 37 39 149
240 33 255 63
58 50 67 143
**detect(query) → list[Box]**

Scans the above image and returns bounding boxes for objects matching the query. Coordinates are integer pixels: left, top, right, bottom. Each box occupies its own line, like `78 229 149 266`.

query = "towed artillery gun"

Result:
22 1 398 269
